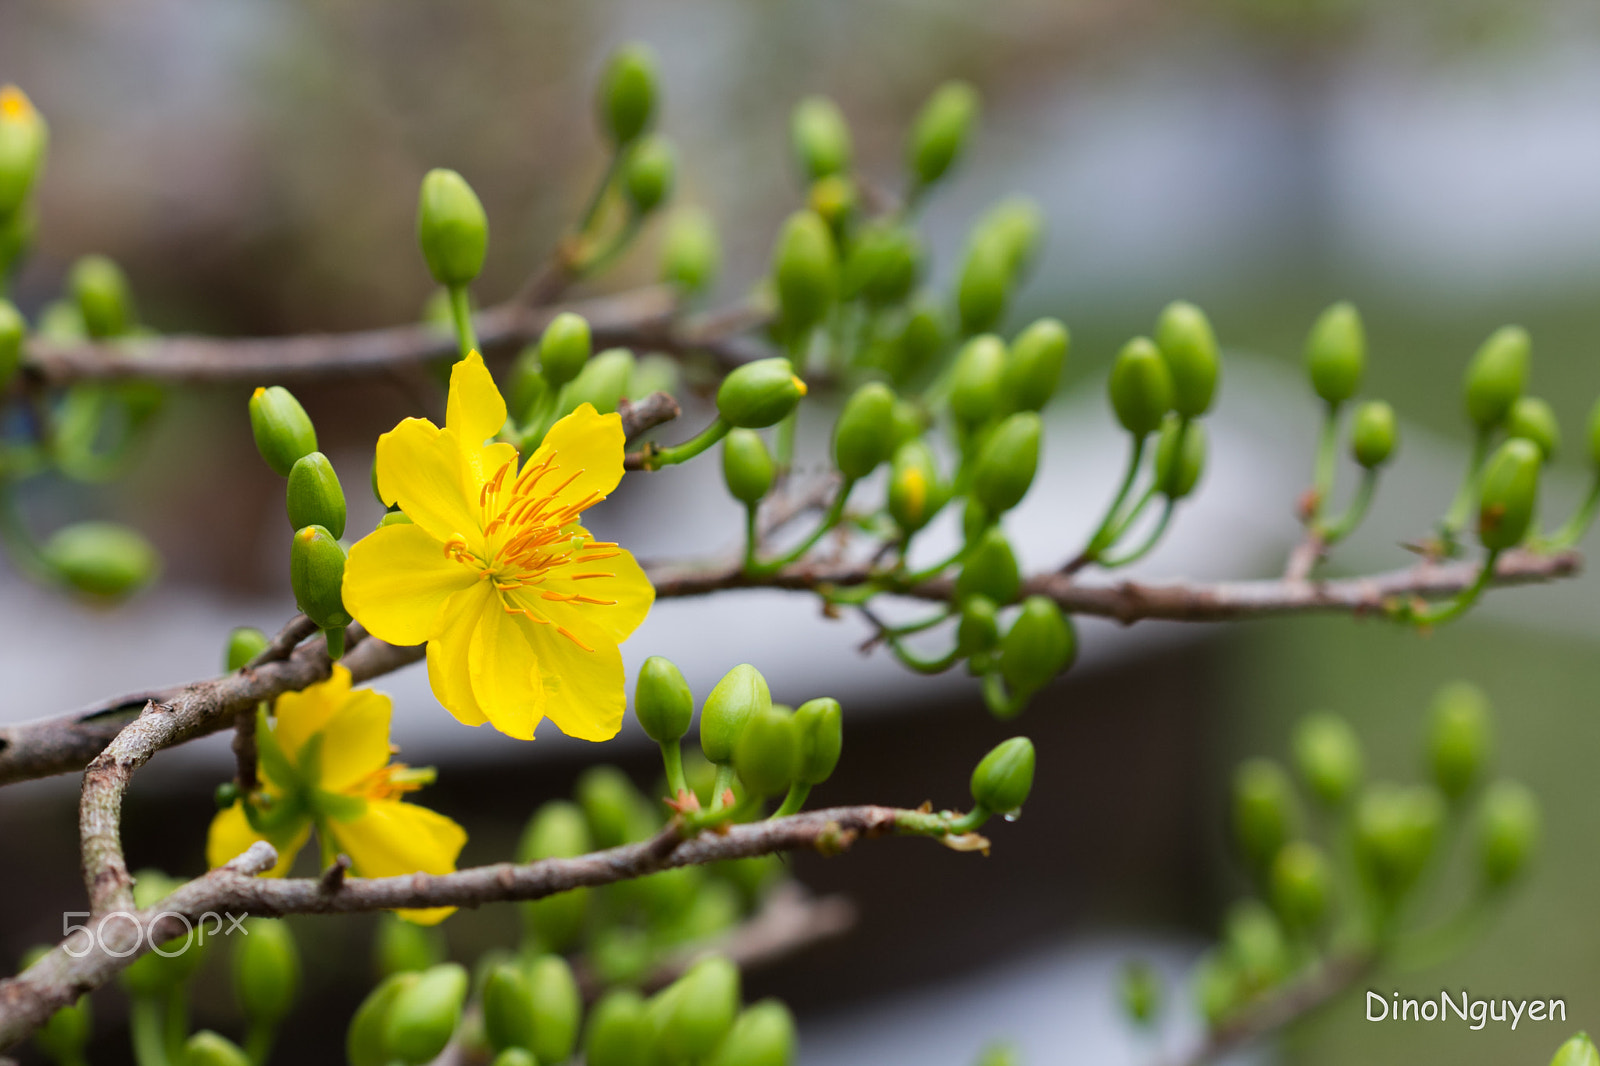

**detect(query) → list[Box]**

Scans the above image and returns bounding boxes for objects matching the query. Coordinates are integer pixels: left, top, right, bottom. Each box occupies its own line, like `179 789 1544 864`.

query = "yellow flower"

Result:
207 666 466 925
341 352 654 741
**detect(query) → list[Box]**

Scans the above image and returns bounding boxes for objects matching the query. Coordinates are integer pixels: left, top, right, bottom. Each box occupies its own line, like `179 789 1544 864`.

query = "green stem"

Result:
447 284 477 359
1545 473 1600 549
1104 483 1159 547
1078 434 1147 563
750 478 856 574
128 995 171 1066
576 212 644 278
981 671 1030 719
741 503 760 572
1401 549 1502 627
894 803 990 837
244 1019 277 1066
709 764 737 811
659 739 689 801
895 542 973 586
887 637 958 675
640 418 731 470
162 985 189 1065
772 782 812 819
1317 468 1379 546
1310 401 1341 521
1388 891 1498 973
1440 428 1492 543
577 148 626 235
1099 497 1176 568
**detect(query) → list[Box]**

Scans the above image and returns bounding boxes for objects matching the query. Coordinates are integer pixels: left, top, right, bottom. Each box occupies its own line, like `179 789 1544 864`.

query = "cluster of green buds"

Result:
0 84 48 288
1120 681 1539 1037
248 384 351 657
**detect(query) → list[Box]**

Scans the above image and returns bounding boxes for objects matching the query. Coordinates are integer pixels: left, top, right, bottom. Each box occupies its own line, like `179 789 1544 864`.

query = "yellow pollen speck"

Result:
793 376 808 396
251 386 266 400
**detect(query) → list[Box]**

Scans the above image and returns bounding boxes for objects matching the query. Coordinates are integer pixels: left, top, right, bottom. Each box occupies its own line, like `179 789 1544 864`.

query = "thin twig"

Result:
1171 953 1373 1066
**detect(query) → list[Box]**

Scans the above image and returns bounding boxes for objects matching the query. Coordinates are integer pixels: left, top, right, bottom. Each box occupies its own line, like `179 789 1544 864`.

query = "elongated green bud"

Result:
225 627 269 672
976 196 1044 282
290 525 351 629
482 963 536 1053
578 765 649 850
1291 712 1362 807
635 655 694 743
599 44 658 146
1153 416 1206 499
586 988 651 1066
517 802 591 952
791 96 852 181
181 1031 252 1066
807 174 856 234
843 222 919 307
249 386 318 476
375 913 445 976
0 86 48 218
772 210 837 336
998 596 1076 698
1477 437 1541 550
1305 301 1365 406
1507 395 1560 463
702 663 772 763
43 521 159 601
888 440 946 534
734 707 800 797
661 207 720 295
1109 337 1174 437
955 526 1020 605
70 255 135 339
1550 1032 1600 1066
556 347 633 418
972 413 1041 515
908 81 978 188
1269 840 1331 932
957 232 1010 336
1154 301 1219 417
971 736 1035 813
1477 779 1539 888
1224 901 1289 990
716 357 808 428
1353 783 1444 902
956 595 1000 658
1118 961 1161 1029
1232 759 1297 870
949 334 1007 428
708 1000 797 1066
539 312 592 390
659 956 740 1063
417 169 488 288
348 972 418 1066
1002 317 1068 413
793 697 843 786
1349 400 1397 469
833 382 898 479
385 963 469 1065
0 299 23 387
286 452 346 539
722 429 775 505
233 918 301 1028
886 299 947 384
1464 326 1531 430
1428 681 1491 801
623 134 675 215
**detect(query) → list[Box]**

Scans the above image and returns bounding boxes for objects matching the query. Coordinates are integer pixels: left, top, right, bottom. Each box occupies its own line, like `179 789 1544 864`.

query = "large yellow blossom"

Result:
342 352 654 741
207 666 466 924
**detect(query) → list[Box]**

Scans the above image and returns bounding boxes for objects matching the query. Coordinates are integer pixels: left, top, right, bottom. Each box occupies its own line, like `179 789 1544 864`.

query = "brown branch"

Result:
1174 953 1373 1066
616 391 681 443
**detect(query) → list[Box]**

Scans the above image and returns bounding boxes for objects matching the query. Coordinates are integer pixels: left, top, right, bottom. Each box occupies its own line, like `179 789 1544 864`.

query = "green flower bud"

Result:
1109 337 1175 438
1154 301 1219 417
539 311 592 391
885 299 948 385
249 386 318 477
1464 325 1530 430
578 765 649 850
793 697 843 786
0 204 35 280
557 347 634 418
998 596 1076 697
1232 759 1298 870
225 626 268 672
972 412 1042 515
0 299 24 387
37 299 85 343
718 429 775 506
949 334 1007 428
0 86 48 218
843 222 920 307
232 918 300 1028
807 174 857 234
482 963 536 1053
957 232 1011 336
772 210 837 337
1001 317 1068 414
659 956 740 1063
708 1000 797 1066
120 870 205 995
214 781 240 809
630 353 678 402
181 1031 252 1066
290 525 351 629
1477 779 1539 888
348 973 417 1066
716 357 808 429
517 801 591 953
1507 395 1560 463
1193 949 1242 1029
955 526 1020 605
661 206 720 295
508 348 550 424
1550 1032 1600 1066
970 736 1035 814
375 913 445 977
1119 961 1162 1029
1224 900 1289 991
623 134 675 215
634 655 694 744
888 439 947 534
416 169 488 288
701 663 773 764
1292 713 1363 807
1153 415 1206 499
43 521 159 601
1477 437 1541 551
385 963 469 1065
734 707 801 797
70 255 135 339
791 95 852 181
599 44 658 146
1349 400 1398 469
22 947 91 1065
1269 840 1331 932
956 595 1000 658
586 988 651 1066
833 382 898 479
1305 301 1365 406
491 1050 537 1066
285 452 347 539
908 80 979 189
1353 783 1444 902
976 196 1045 282
1428 681 1491 801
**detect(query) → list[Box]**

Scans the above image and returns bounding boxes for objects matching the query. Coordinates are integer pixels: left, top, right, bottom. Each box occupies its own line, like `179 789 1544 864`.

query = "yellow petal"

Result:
528 627 626 742
315 688 396 793
206 803 309 878
523 404 626 518
328 801 468 925
343 522 480 646
467 600 546 740
426 582 494 728
273 664 354 763
446 351 508 445
374 418 483 546
511 543 655 650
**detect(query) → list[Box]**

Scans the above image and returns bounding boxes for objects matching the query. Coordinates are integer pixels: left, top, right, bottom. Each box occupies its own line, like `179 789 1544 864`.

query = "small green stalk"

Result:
1077 434 1147 564
1399 549 1502 628
576 148 627 236
894 803 991 837
1545 474 1600 549
709 764 737 811
1439 428 1492 544
749 477 856 574
162 984 189 1065
659 739 689 801
1317 468 1379 546
447 283 477 359
245 1020 277 1066
1309 401 1341 521
895 540 977 587
324 625 346 661
772 783 811 819
576 212 644 278
741 503 760 572
981 671 1030 718
129 994 171 1066
639 418 731 470
1099 498 1176 568
887 637 958 675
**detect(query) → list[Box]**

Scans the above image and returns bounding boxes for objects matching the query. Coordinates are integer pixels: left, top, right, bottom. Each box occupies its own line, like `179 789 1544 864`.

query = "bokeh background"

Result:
5 1 1600 1063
